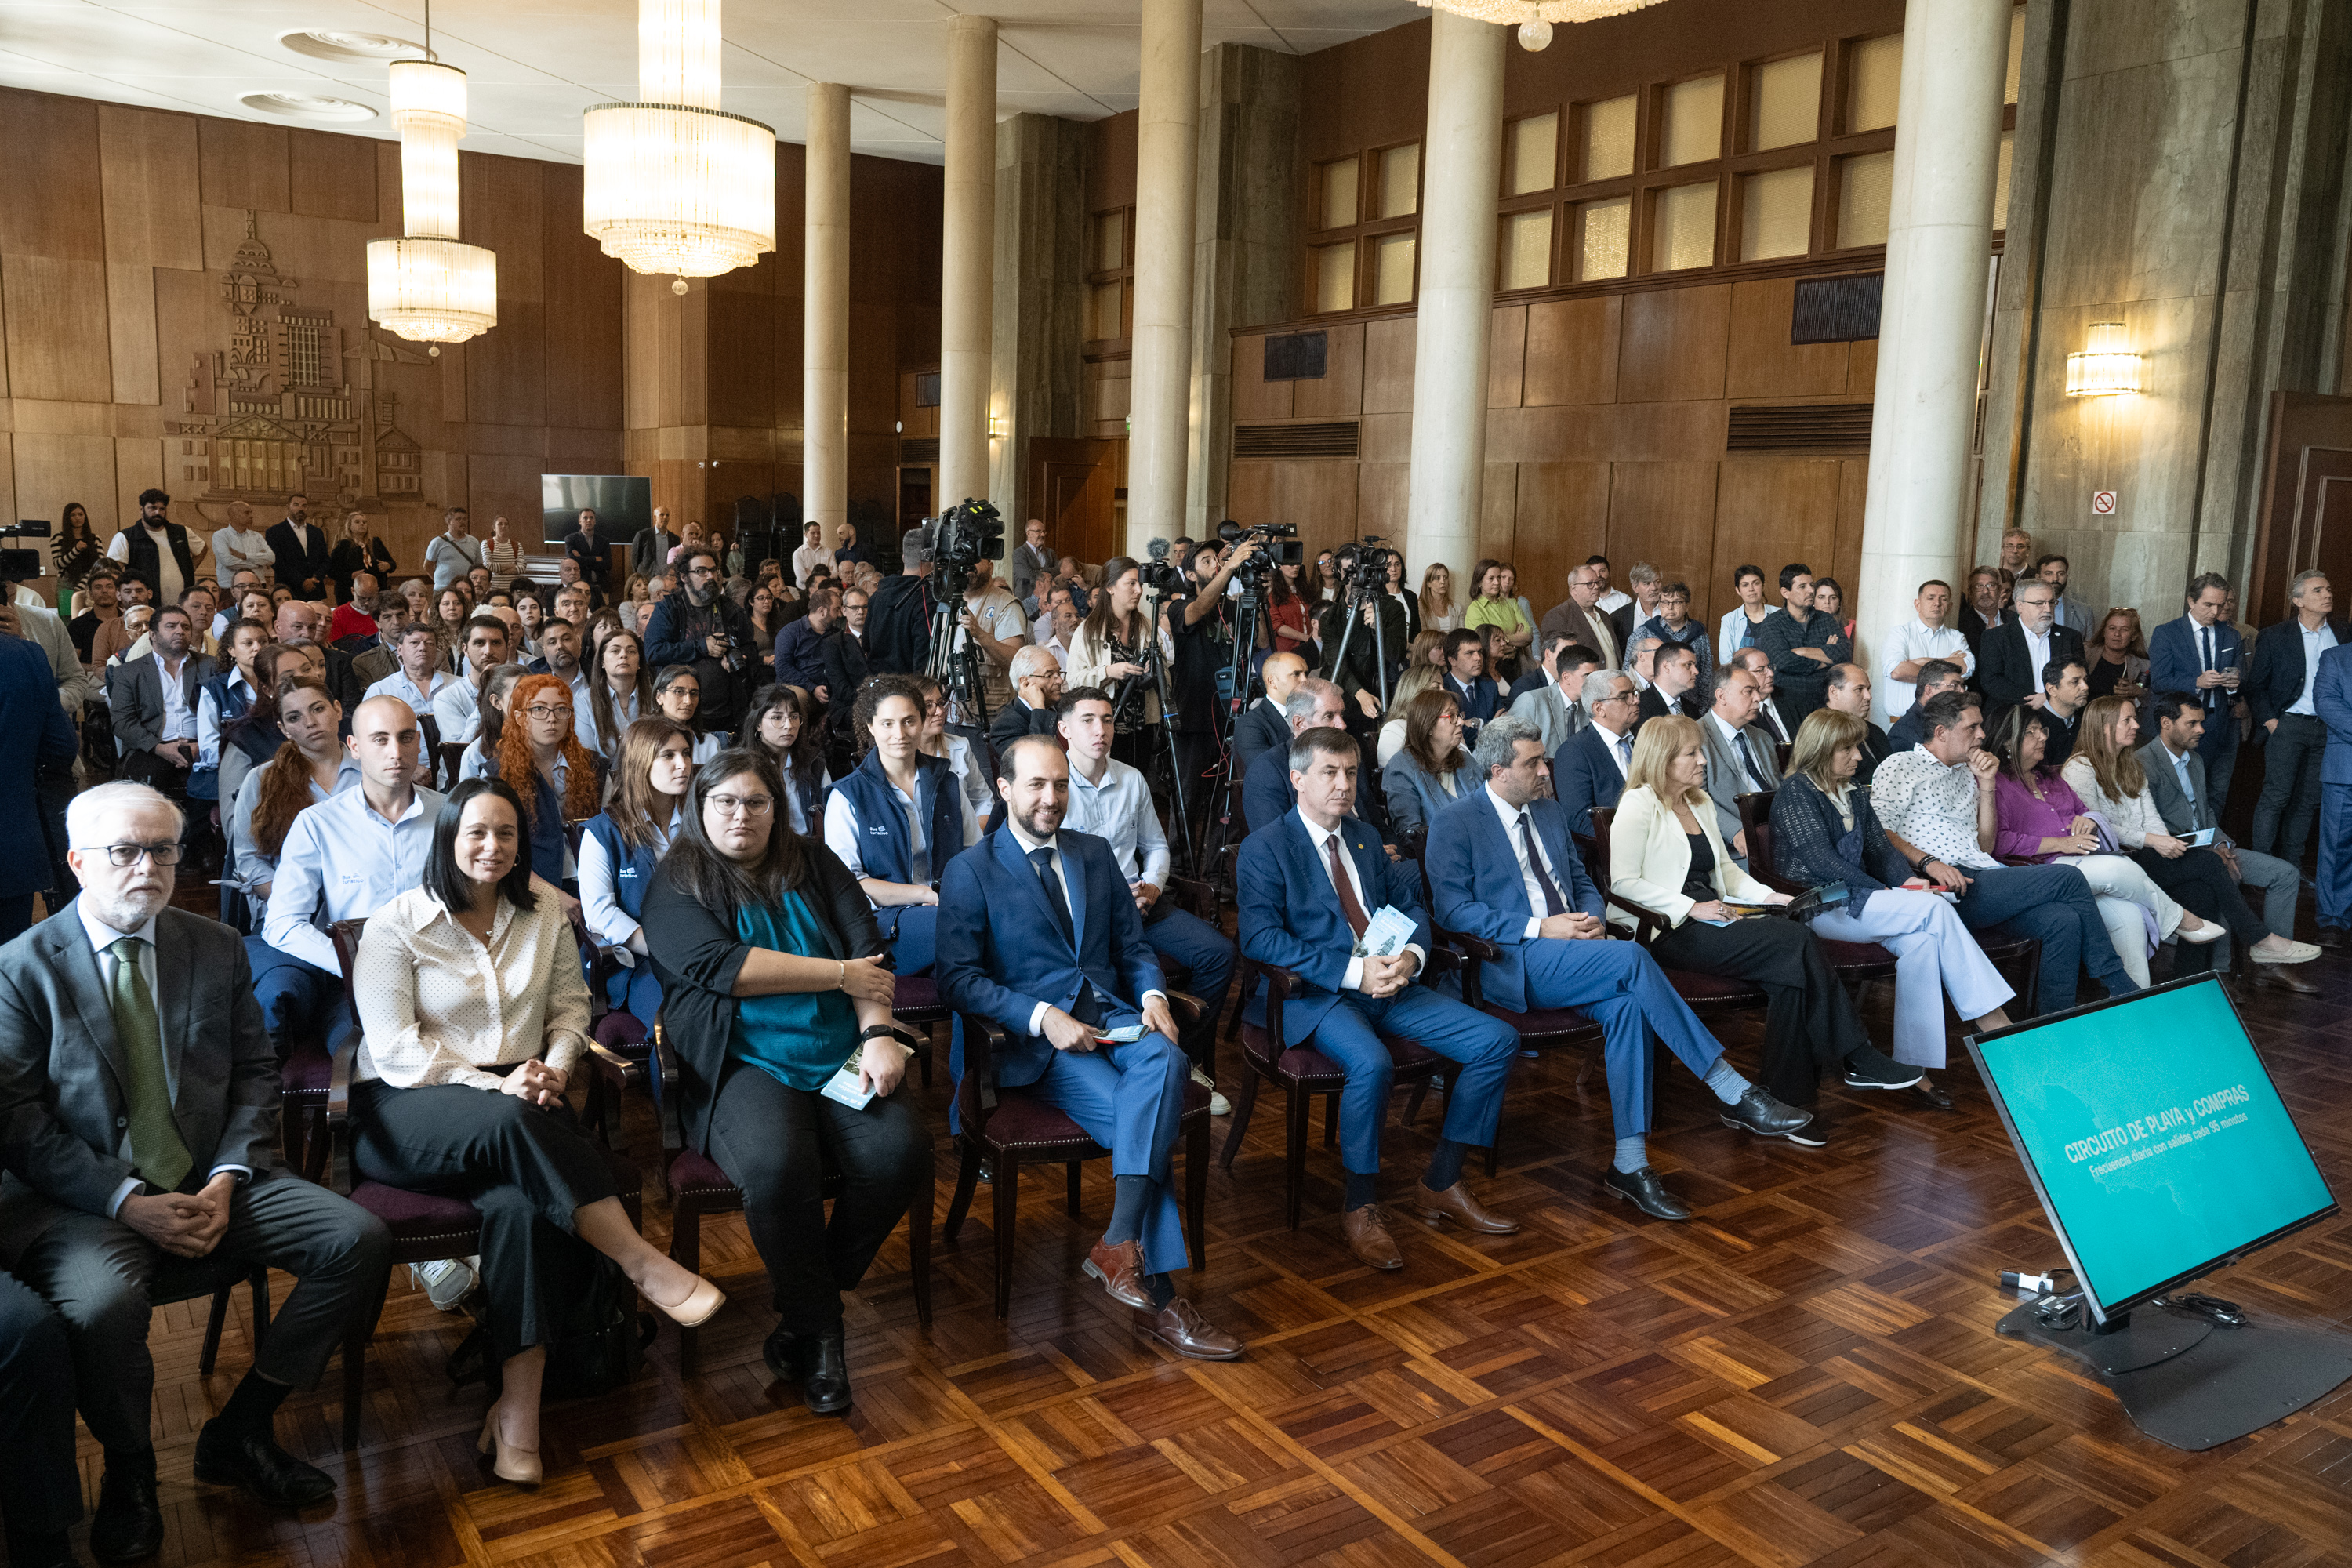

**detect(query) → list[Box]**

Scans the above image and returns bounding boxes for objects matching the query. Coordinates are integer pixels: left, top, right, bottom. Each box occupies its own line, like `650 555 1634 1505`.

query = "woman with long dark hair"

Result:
53 500 100 612
351 779 724 1486
579 717 698 1027
642 752 927 1414
915 675 993 834
819 673 978 976
744 681 829 834
1066 557 1169 760
652 663 727 761
1267 558 1313 658
218 642 310 811
583 627 654 760
1381 688 1470 836
226 675 352 927
459 664 528 782
495 673 603 887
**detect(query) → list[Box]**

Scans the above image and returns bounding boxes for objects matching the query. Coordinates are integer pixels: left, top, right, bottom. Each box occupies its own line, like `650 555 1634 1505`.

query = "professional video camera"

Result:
1138 535 1189 597
1214 518 1302 589
932 495 1005 601
2 520 52 583
1338 535 1397 590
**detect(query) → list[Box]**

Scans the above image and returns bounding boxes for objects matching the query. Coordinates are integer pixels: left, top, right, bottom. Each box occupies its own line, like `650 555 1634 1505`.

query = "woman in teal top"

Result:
641 748 930 1417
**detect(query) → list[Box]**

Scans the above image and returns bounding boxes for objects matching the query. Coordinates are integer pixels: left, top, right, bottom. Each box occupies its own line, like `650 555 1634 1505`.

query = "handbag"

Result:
1783 882 1852 923
442 1254 655 1400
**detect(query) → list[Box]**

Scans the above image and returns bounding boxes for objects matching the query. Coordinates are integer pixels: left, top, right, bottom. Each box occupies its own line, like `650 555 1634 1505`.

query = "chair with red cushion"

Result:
940 996 1211 1319
281 1036 334 1181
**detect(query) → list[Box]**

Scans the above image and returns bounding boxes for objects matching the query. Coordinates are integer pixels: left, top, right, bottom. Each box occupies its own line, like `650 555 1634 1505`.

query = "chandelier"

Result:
1414 0 1670 51
583 0 776 293
365 18 497 347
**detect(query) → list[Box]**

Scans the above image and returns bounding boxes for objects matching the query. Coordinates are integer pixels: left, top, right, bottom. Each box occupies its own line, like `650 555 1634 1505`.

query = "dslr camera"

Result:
2 519 53 583
933 496 1006 601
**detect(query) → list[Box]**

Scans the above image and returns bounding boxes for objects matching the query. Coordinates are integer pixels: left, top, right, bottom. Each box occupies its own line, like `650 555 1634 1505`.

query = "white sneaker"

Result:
411 1256 479 1312
1210 1092 1232 1116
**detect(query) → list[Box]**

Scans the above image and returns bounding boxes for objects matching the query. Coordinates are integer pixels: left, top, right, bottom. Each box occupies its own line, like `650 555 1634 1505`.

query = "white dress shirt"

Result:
1487 784 1570 940
1063 757 1171 887
350 883 591 1088
432 677 484 744
1001 815 1165 1034
1296 808 1425 992
263 785 445 975
2021 625 2055 695
2289 620 2338 716
365 667 454 714
1591 719 1635 778
154 652 196 741
1878 620 1975 716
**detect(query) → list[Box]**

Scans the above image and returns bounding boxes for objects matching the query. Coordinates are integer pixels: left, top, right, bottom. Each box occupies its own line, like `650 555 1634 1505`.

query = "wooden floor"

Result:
56 893 2352 1568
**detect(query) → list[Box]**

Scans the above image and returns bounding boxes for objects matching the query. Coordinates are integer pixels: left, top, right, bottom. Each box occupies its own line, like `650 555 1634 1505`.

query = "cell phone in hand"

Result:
1095 1024 1149 1045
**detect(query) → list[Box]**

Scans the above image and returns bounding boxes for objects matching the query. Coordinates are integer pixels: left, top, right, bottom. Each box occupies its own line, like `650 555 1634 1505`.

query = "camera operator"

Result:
1168 539 1259 792
865 526 936 675
952 557 1028 722
1318 543 1409 731
644 547 755 732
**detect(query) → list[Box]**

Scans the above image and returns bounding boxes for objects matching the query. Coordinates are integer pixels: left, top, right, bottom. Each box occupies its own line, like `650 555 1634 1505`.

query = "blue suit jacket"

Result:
1236 810 1434 1045
1424 789 1602 1014
1242 742 1295 833
0 636 76 901
1443 673 1500 724
2316 644 2352 786
935 826 1166 1088
2150 614 2243 721
1551 722 1627 837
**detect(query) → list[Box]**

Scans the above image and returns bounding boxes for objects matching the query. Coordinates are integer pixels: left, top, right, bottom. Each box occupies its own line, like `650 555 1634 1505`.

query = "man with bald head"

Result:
1234 652 1308 779
253 696 443 1055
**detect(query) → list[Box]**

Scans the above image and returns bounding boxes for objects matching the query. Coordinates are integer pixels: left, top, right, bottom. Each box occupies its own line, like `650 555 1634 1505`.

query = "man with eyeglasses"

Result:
1698 666 1782 866
1552 669 1639 838
0 782 391 1558
255 697 444 1057
645 548 756 731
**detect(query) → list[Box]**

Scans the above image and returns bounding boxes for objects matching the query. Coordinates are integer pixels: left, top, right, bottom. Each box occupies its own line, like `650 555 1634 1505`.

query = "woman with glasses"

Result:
820 674 978 977
227 675 353 925
744 683 829 834
643 751 927 1414
580 717 698 1029
495 673 602 888
652 664 727 761
350 779 724 1486
914 675 993 834
582 628 653 760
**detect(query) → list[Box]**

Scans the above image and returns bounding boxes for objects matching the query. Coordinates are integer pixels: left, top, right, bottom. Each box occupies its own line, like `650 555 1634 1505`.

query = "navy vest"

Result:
528 774 568 885
828 750 962 888
581 814 661 921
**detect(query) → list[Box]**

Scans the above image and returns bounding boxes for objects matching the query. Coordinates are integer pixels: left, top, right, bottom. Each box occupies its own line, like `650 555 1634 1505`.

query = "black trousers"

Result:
1650 915 1864 1105
2132 844 2265 973
0 1267 81 1541
2252 713 2325 867
351 1080 619 1367
703 1063 932 1337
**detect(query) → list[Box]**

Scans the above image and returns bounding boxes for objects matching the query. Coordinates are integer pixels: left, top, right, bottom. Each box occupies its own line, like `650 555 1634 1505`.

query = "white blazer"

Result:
1607 783 1775 931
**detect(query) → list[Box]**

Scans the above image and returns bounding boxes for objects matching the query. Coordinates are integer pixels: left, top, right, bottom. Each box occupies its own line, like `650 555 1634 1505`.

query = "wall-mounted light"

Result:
988 413 1006 439
2066 321 2143 397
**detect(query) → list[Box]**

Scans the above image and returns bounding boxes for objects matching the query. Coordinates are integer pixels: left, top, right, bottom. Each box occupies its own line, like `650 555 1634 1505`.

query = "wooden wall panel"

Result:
1291 321 1364 419
107 264 159 406
12 434 118 536
197 119 290 216
98 106 201 269
289 128 377 223
470 299 548 433
706 289 777 430
1361 318 1415 415
1479 462 1518 567
1357 412 1411 466
1523 297 1620 407
465 154 546 302
1490 306 1526 409
1231 335 1292 422
1510 462 1611 594
1711 457 1846 619
1724 278 1853 401
1229 459 1359 553
1606 462 1720 612
1617 285 1730 404
1356 461 1408 542
0 95 101 259
4 256 113 404
543 165 623 433
1834 458 1871 602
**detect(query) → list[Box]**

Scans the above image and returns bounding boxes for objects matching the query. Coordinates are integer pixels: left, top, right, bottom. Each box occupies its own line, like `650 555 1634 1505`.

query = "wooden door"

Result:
1026 437 1120 568
2249 393 2352 622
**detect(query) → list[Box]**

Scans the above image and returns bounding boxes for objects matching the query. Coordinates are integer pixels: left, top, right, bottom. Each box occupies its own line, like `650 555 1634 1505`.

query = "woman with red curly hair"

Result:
497 673 604 887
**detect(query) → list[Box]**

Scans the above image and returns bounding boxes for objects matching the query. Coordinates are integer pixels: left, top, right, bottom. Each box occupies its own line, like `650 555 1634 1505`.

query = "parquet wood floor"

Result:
52 894 2352 1568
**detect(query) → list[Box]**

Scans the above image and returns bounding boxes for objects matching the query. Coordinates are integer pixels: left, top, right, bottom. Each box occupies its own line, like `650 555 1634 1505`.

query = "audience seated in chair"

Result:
823 674 979 978
489 673 602 888
1243 677 1346 832
227 675 358 929
580 717 699 1033
1381 688 1475 838
1552 668 1637 838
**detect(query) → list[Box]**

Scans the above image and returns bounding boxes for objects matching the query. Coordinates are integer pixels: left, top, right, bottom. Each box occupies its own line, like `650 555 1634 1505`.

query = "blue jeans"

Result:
1951 862 2139 1013
1305 986 1519 1173
245 935 351 1053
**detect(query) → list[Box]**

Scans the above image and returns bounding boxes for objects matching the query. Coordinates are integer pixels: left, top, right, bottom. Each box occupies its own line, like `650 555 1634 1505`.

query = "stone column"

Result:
804 82 851 550
1853 0 2011 721
1403 9 1504 584
1126 0 1203 554
939 14 997 508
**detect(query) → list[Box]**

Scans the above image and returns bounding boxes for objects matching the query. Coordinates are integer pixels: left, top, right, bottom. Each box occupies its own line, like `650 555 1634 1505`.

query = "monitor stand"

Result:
1998 1298 2352 1450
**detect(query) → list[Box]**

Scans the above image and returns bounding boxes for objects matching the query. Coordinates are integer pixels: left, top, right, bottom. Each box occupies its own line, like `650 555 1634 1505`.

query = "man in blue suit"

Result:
1236 727 1520 1272
1426 719 1813 1221
1439 629 1499 730
2314 642 2352 946
936 735 1243 1360
0 625 76 943
2149 572 2247 815
1242 677 1344 833
1552 669 1639 837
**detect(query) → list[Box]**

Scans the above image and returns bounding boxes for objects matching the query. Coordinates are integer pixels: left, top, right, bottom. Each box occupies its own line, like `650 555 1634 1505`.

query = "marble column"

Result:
1403 9 1504 586
1126 0 1203 554
939 14 997 508
803 82 850 550
1853 0 2011 721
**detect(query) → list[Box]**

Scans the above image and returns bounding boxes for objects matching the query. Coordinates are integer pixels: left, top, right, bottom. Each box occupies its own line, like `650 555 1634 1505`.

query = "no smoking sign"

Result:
2092 490 2118 516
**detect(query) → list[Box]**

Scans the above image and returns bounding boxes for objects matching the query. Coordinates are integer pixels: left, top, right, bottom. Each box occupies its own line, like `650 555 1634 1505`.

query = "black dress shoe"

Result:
1910 1079 1955 1110
5 1530 82 1568
1602 1166 1692 1221
1719 1087 1814 1138
798 1327 851 1417
762 1325 799 1384
89 1469 162 1565
2318 926 2347 950
192 1420 336 1509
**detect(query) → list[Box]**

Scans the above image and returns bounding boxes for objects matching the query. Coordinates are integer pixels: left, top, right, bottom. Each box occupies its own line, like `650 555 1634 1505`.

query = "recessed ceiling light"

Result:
239 92 379 122
278 29 430 64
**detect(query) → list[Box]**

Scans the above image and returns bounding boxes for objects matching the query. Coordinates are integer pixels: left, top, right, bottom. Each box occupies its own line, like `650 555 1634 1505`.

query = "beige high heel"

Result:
477 1412 542 1486
653 1274 726 1328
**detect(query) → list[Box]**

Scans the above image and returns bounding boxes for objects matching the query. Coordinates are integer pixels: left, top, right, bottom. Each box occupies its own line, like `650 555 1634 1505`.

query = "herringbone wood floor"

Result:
53 895 2352 1568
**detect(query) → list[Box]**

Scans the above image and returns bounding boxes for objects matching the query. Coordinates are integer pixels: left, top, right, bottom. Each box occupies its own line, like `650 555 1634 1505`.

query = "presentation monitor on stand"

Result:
1967 975 2348 1450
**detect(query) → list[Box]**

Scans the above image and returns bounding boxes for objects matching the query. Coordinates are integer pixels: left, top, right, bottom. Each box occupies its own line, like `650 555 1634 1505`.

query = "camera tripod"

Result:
925 587 993 733
1199 572 1269 887
1109 586 1200 877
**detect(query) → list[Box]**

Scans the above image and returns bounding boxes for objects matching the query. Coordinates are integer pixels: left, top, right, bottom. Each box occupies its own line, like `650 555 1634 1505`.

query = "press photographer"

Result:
1169 533 1265 797
1319 539 1410 729
925 499 1011 726
645 546 757 731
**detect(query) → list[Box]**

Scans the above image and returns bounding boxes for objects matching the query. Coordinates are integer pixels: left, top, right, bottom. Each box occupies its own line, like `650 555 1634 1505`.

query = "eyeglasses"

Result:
709 794 774 817
81 842 183 867
521 704 573 720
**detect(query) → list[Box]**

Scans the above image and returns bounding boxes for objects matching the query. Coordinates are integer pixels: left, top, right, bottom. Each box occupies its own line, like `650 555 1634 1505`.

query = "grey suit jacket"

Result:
1508 681 1584 757
0 906 278 1243
1699 712 1780 853
109 649 217 756
1008 542 1055 601
2137 738 2215 835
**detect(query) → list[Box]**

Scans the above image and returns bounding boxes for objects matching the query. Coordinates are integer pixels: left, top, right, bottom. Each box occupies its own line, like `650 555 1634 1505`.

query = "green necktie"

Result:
108 938 191 1195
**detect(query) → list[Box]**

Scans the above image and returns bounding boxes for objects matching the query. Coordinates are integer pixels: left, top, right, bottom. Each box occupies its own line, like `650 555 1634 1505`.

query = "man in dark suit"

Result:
2140 693 2314 975
561 508 607 592
2314 644 2352 946
988 645 1065 753
935 737 1242 1360
1730 648 1795 749
1699 665 1780 863
1243 679 1345 833
1538 564 1629 671
263 494 330 601
1426 719 1809 1220
0 625 77 946
1821 664 1895 786
1636 642 1703 725
2036 657 2089 764
1438 628 1498 728
1886 659 1967 753
1956 566 2005 655
0 1258 79 1568
1553 670 1638 837
1976 578 2085 717
1232 652 1305 782
2150 572 2249 823
630 506 681 579
2246 569 2343 871
0 782 391 1553
110 606 216 848
1236 727 1520 1272
1006 518 1055 604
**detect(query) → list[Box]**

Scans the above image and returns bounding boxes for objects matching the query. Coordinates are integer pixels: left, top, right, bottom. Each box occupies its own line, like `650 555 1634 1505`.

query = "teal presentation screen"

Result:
1971 979 2336 1317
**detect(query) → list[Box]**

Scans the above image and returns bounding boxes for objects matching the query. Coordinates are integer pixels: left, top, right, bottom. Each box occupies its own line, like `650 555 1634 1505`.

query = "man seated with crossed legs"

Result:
1236 726 1521 1270
1425 717 1813 1219
936 736 1243 1359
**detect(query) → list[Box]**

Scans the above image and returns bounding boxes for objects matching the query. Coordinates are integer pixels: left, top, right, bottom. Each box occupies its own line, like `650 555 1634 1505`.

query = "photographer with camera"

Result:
1318 543 1409 731
1167 539 1260 793
951 557 1027 723
866 527 936 675
644 548 756 733
1069 557 1173 768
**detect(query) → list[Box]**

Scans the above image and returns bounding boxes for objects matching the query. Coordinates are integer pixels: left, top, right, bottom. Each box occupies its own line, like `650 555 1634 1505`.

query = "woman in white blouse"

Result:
350 779 723 1487
916 674 993 833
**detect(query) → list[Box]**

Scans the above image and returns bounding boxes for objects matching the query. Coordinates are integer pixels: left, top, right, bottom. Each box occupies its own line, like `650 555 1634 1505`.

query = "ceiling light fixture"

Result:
582 0 777 294
238 91 376 122
2065 321 2143 397
1413 0 1670 51
366 0 495 349
278 29 428 63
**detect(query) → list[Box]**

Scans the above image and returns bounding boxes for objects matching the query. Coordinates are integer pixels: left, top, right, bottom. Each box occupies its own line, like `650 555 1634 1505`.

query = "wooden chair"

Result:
639 1018 933 1370
1579 808 1772 1021
152 1258 271 1378
1435 928 1605 1172
942 996 1213 1318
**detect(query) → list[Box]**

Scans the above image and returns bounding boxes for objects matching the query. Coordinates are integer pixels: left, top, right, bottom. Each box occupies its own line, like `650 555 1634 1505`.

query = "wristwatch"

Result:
859 1022 919 1049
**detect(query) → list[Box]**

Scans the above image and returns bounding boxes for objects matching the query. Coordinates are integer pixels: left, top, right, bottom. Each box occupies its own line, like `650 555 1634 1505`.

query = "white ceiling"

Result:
0 0 1425 165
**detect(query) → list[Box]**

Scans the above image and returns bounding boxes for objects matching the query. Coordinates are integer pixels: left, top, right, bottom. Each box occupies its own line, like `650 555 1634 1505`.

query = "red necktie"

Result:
1325 833 1370 940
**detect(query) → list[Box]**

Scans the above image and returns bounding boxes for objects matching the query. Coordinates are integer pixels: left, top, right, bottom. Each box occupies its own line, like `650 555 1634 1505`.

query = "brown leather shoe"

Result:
1413 1179 1520 1234
1082 1238 1153 1309
1138 1297 1244 1360
1341 1203 1404 1270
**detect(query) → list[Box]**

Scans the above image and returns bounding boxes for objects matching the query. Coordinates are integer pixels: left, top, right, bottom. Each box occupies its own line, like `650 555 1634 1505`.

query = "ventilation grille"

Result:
898 437 939 463
1233 421 1360 459
1726 404 1873 453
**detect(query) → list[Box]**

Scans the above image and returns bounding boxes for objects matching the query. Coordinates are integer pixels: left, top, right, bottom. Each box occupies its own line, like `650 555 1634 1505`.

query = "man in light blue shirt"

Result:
430 615 513 745
1056 685 1233 1098
363 623 456 720
255 695 443 1053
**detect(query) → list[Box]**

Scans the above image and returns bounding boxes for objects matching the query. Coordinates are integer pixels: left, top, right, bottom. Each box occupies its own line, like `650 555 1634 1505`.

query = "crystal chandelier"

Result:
1414 0 1671 51
583 0 776 293
365 13 497 347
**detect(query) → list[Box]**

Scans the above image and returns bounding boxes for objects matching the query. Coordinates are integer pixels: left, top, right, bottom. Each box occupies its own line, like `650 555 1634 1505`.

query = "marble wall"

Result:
989 114 1092 520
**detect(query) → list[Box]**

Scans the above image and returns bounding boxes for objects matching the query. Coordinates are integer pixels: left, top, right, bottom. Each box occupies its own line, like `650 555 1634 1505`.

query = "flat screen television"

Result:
1967 976 2336 1324
541 474 651 550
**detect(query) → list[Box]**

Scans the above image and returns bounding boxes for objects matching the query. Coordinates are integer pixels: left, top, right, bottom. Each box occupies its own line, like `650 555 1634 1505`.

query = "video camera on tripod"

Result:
1335 535 1396 591
2 520 53 583
932 496 1005 600
1214 518 1301 593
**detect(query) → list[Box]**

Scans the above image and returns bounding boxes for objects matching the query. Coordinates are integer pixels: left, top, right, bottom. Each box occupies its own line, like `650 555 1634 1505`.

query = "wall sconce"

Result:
2066 321 2143 397
988 413 1006 440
